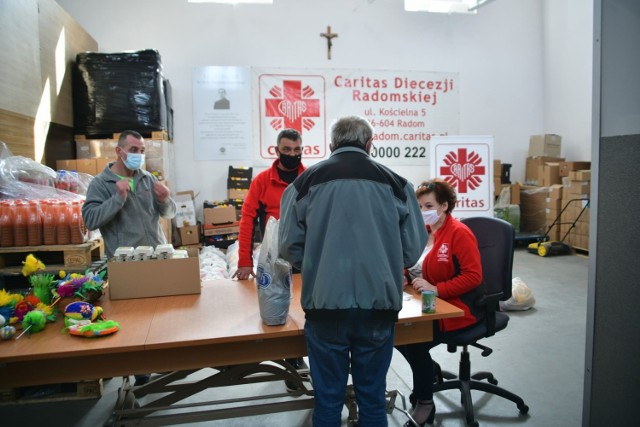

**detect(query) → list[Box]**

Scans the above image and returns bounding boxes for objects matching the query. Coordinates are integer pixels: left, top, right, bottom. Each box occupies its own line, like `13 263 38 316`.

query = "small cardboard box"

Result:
559 161 591 177
108 256 201 300
529 134 562 157
179 224 200 245
569 170 591 181
510 182 521 205
175 191 197 227
493 160 501 177
202 221 240 236
548 184 564 200
76 159 98 176
568 180 591 196
525 156 564 185
96 158 115 173
541 162 561 187
203 206 236 225
56 159 77 171
178 244 201 258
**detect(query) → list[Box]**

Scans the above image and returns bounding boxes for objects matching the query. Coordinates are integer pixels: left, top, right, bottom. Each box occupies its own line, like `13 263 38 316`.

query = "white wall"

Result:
55 0 590 215
543 0 594 160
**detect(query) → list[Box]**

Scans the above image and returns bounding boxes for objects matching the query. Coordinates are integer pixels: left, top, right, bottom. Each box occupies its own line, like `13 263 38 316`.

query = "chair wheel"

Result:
519 404 530 414
488 378 498 385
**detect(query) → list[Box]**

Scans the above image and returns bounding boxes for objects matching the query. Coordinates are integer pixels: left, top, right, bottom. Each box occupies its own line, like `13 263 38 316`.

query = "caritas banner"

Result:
430 136 494 218
253 67 459 167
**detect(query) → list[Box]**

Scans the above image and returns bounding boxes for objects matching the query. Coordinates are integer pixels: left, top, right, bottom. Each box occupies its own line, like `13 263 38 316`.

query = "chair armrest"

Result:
475 291 504 337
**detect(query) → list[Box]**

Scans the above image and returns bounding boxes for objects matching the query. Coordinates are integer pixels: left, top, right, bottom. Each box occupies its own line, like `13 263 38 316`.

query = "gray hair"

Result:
330 116 374 150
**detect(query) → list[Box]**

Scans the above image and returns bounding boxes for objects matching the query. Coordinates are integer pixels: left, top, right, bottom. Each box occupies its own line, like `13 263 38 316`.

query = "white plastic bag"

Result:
499 277 536 311
256 217 292 325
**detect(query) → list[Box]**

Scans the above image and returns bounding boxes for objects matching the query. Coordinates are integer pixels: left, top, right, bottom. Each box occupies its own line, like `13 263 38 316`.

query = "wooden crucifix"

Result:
320 25 338 60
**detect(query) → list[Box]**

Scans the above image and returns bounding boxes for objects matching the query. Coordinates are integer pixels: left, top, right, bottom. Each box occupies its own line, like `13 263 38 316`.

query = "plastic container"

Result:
13 200 28 247
56 201 71 245
55 170 70 192
42 200 57 245
0 200 15 247
27 200 42 246
69 200 84 244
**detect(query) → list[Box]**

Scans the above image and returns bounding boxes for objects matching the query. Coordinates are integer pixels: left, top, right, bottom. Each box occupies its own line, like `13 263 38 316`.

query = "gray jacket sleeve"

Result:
400 182 428 268
278 185 305 270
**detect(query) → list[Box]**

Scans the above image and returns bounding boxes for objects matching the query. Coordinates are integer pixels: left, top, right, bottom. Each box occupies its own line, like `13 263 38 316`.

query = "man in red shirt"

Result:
232 129 306 280
232 129 307 389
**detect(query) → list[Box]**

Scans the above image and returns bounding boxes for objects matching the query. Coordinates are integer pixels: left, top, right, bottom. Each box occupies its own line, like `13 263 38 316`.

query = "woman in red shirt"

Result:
397 179 483 426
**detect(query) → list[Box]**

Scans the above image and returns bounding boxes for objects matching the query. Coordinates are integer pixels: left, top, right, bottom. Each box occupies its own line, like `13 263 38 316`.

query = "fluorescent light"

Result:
188 0 273 4
404 0 479 14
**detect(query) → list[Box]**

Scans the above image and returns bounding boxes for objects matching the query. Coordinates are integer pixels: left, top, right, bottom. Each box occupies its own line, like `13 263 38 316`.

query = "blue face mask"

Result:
123 153 145 171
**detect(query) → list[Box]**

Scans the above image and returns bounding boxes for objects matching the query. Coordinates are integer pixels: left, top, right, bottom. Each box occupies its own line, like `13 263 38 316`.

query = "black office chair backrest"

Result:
460 216 515 301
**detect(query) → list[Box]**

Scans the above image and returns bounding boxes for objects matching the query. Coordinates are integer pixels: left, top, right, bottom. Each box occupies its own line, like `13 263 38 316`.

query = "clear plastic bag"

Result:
256 217 292 325
499 277 536 311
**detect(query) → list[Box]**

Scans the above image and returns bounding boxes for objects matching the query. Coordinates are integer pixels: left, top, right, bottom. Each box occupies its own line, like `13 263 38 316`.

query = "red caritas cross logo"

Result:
439 148 486 193
264 80 320 133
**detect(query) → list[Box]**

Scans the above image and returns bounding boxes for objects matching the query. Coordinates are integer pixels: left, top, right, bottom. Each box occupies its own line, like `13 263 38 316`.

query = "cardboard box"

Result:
178 244 201 258
548 184 564 200
75 139 112 159
175 191 197 227
108 256 201 300
227 188 249 200
541 162 561 187
76 159 97 175
545 197 562 211
569 170 591 181
96 158 116 173
529 134 562 157
203 221 240 237
179 225 200 245
559 161 591 177
525 156 564 185
493 160 501 177
510 182 521 205
203 206 236 225
56 159 77 171
568 180 591 196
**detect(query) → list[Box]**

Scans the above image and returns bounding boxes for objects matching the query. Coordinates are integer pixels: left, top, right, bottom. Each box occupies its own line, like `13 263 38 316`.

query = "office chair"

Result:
432 216 529 427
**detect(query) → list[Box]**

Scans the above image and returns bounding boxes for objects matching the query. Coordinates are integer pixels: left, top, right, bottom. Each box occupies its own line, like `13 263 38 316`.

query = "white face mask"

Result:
421 209 441 226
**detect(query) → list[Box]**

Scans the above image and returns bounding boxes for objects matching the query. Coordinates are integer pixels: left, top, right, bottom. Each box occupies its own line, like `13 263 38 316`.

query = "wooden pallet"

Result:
0 379 103 405
75 130 170 141
572 246 589 256
0 239 104 273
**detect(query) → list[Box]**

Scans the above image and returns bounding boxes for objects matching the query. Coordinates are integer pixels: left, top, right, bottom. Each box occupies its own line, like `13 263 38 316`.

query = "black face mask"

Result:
279 153 302 170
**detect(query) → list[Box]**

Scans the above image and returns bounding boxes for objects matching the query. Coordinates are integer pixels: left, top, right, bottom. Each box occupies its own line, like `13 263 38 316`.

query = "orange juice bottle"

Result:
0 200 15 247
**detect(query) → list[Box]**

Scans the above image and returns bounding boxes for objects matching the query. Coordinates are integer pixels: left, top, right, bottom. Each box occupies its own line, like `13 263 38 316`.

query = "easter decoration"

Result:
22 253 56 306
0 255 56 340
53 269 106 309
63 301 120 338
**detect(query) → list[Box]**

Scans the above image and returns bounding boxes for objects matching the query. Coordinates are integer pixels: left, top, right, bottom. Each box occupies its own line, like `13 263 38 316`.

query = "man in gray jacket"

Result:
83 130 176 386
279 116 427 426
82 130 176 261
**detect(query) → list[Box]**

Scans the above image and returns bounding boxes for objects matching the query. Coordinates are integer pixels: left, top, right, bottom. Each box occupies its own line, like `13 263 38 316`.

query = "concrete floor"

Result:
0 247 588 427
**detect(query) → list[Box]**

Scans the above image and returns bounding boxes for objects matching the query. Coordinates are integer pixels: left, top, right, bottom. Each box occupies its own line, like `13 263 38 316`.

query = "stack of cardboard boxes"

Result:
517 134 591 250
175 191 200 256
201 166 253 249
560 168 591 250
